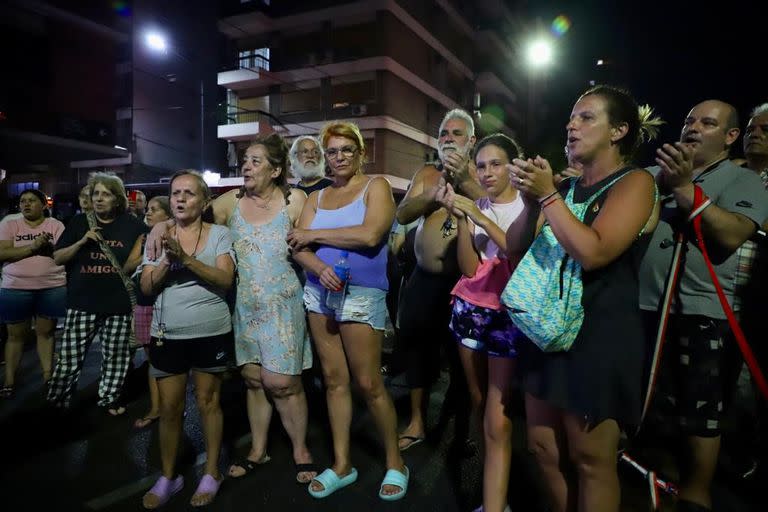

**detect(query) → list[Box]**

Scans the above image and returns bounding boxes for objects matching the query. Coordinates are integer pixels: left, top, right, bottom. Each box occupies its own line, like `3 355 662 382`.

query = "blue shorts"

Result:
0 286 67 323
303 281 387 331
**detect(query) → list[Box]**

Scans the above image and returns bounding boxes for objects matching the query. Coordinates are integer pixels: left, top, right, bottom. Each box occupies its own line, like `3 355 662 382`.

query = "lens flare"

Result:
551 15 571 37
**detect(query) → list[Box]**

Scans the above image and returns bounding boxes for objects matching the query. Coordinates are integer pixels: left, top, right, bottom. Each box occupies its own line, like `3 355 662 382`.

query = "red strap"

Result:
691 185 768 401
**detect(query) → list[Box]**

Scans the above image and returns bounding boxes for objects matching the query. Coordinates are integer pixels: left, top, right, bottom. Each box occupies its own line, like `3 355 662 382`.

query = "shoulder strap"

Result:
86 212 137 309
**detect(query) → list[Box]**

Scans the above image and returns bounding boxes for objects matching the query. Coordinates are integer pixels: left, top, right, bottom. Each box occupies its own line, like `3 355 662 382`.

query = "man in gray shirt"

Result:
640 100 768 512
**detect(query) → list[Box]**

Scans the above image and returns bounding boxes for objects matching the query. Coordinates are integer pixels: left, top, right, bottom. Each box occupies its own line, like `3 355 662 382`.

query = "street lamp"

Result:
142 29 205 171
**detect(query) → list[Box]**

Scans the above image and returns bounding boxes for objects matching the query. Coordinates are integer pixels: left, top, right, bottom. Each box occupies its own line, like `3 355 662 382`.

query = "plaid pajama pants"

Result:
47 309 132 408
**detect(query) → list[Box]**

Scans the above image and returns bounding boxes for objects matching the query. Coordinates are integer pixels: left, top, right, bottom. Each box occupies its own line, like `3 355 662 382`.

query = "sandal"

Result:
0 385 14 399
308 467 358 499
227 454 271 479
294 462 319 484
142 475 184 509
106 405 127 417
190 474 222 507
378 465 409 501
398 435 425 451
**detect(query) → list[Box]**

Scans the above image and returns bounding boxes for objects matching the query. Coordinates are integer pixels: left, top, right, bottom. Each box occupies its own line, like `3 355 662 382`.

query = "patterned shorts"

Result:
650 314 730 437
449 297 523 359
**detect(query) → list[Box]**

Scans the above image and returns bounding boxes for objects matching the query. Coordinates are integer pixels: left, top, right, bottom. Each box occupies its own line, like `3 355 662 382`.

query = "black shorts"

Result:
148 331 234 378
648 313 730 437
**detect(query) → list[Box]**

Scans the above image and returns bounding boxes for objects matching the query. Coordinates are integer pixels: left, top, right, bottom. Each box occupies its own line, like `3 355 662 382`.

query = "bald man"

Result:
640 100 768 511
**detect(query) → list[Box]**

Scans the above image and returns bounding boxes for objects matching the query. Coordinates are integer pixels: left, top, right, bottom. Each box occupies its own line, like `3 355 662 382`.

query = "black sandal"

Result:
227 454 271 479
102 402 126 417
0 385 14 399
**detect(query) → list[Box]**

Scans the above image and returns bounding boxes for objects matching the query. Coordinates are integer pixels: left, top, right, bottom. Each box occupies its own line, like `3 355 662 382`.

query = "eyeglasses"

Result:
298 149 321 158
324 146 358 160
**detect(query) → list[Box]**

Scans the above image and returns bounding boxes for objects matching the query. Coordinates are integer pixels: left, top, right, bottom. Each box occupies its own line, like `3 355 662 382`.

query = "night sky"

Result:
519 0 765 164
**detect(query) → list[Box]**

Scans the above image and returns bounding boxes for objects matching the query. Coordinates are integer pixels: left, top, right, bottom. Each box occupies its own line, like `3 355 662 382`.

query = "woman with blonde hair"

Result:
48 173 146 415
288 121 409 501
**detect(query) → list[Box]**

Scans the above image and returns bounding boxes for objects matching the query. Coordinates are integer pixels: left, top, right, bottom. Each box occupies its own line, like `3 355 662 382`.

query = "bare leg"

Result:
190 370 224 506
677 435 720 510
3 321 30 388
482 357 515 512
526 393 574 512
398 388 427 449
340 322 405 496
563 414 621 512
458 343 489 441
307 313 354 493
143 373 187 509
35 316 57 382
261 367 315 483
228 363 271 477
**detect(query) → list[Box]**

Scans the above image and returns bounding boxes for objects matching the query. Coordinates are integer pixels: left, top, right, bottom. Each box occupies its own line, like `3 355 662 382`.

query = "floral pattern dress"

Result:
230 201 311 374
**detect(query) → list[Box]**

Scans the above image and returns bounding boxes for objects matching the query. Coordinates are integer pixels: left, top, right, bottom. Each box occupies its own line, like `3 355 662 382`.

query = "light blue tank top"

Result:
307 179 389 290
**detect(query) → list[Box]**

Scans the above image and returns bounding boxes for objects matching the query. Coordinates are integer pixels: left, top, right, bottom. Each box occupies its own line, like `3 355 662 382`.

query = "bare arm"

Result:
211 189 237 226
505 199 543 260
140 258 171 295
287 178 395 250
673 184 758 252
53 227 102 266
290 191 344 291
0 236 52 263
286 188 307 227
183 252 235 291
396 167 441 224
123 234 144 274
544 170 658 271
455 216 480 277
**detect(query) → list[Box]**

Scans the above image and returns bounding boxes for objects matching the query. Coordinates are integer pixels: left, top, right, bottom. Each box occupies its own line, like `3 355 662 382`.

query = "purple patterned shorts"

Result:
449 297 523 358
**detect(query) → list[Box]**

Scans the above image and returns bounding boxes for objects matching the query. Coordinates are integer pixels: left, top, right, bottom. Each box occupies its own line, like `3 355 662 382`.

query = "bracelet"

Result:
541 195 561 209
687 185 712 222
538 190 560 205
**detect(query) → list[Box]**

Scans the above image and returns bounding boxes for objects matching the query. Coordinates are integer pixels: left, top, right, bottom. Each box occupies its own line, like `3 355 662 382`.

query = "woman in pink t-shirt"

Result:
0 189 66 398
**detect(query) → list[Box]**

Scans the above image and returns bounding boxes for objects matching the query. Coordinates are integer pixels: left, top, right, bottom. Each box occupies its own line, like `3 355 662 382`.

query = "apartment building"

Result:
217 0 524 190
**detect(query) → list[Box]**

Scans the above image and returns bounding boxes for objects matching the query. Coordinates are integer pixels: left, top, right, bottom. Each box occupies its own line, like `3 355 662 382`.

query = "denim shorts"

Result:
0 286 67 323
303 281 387 331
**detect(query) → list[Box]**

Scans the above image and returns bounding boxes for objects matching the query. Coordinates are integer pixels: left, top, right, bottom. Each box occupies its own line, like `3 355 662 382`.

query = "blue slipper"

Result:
307 467 358 499
378 465 409 501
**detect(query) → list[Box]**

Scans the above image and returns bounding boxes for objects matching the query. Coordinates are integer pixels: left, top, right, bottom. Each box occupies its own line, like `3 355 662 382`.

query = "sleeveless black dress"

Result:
520 168 653 428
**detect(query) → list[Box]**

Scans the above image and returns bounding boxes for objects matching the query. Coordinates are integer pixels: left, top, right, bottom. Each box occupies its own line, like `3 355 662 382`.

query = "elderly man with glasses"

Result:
289 135 333 195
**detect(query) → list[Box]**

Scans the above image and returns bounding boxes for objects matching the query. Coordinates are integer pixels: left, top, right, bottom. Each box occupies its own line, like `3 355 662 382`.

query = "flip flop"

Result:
398 435 425 451
142 475 184 509
295 462 319 484
308 467 358 499
190 474 222 507
0 385 14 399
378 466 409 501
227 454 271 479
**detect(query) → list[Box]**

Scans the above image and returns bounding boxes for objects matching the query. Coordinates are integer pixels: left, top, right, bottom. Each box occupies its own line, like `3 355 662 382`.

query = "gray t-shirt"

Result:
639 159 768 319
144 224 233 339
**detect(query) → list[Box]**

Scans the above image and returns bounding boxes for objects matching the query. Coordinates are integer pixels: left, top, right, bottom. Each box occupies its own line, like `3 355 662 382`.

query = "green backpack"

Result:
501 170 645 352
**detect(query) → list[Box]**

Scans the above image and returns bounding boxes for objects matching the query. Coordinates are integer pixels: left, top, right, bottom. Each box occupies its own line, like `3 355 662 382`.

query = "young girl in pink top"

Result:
437 133 525 512
0 189 66 398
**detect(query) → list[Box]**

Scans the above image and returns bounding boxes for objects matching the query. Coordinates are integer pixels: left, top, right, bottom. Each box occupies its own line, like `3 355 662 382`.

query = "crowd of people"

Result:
1 84 767 512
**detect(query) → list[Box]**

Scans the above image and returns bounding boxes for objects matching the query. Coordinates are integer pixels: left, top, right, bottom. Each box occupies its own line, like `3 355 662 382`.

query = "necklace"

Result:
250 188 276 210
155 222 203 344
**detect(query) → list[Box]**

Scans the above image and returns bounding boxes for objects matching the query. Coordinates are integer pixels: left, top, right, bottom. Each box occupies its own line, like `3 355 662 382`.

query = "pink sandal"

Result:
142 475 184 509
190 474 222 507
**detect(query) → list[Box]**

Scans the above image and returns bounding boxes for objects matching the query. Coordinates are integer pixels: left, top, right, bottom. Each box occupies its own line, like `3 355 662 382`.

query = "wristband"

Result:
541 195 561 209
538 190 560 205
687 185 712 222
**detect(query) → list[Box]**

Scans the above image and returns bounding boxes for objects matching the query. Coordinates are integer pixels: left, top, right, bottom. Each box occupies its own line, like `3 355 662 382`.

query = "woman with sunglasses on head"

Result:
287 121 409 501
140 171 235 509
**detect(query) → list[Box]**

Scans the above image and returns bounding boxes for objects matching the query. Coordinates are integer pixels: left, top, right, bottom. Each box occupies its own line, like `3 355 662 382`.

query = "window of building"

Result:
8 182 40 196
239 47 270 70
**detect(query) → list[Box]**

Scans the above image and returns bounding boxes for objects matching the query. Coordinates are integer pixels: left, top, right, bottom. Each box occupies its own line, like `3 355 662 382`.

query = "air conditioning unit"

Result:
350 104 368 116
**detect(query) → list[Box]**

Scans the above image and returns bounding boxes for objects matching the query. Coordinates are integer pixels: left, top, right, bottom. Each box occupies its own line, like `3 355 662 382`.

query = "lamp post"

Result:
142 30 205 171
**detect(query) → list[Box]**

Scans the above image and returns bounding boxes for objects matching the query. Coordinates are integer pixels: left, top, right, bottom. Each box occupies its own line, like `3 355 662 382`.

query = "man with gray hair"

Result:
395 108 484 454
289 135 332 195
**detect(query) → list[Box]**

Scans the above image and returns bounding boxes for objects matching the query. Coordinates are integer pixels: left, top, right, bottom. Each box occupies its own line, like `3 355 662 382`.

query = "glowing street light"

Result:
144 31 168 53
526 38 554 69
